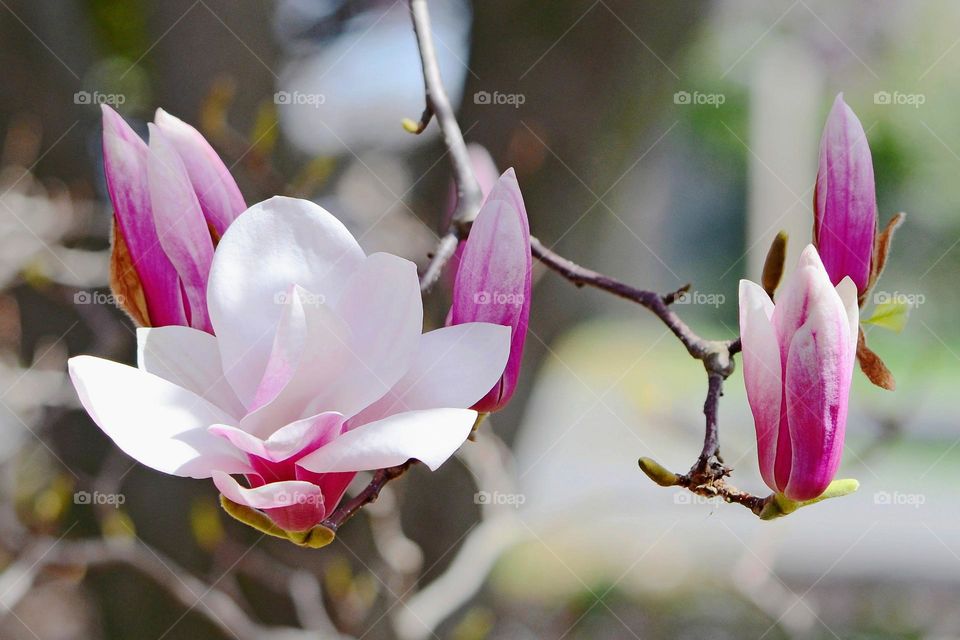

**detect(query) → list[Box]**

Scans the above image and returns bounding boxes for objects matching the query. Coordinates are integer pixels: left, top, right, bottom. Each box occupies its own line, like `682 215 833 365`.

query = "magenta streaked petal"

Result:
450 169 531 412
154 108 246 236
782 298 852 501
146 124 215 332
101 105 186 326
815 94 877 292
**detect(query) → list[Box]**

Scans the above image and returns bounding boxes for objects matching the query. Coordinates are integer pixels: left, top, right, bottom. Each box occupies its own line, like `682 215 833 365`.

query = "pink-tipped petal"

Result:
68 356 250 478
101 106 186 326
212 471 325 532
146 124 215 332
297 408 477 473
209 412 344 463
154 109 246 236
450 169 531 412
815 94 877 292
738 280 782 492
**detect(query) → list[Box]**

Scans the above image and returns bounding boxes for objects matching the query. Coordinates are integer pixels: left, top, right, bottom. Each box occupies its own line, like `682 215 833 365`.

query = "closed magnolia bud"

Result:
739 245 858 501
448 169 532 413
814 94 878 295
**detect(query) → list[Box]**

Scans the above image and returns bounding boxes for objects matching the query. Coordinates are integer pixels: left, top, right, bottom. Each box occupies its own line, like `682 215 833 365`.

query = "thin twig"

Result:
408 0 483 291
322 461 417 531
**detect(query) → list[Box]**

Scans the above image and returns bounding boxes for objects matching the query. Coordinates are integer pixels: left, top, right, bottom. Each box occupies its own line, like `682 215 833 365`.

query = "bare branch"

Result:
407 0 483 291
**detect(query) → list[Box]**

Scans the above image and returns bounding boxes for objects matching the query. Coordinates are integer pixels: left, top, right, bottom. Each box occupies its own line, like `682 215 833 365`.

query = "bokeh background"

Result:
0 1 957 638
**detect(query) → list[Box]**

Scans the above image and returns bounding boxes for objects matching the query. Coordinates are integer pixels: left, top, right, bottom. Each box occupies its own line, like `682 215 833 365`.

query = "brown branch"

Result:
407 0 483 292
321 461 417 532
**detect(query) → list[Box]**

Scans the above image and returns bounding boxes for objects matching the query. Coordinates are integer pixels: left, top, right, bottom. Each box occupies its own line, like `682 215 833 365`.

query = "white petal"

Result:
350 323 511 426
318 252 423 418
212 471 323 510
239 287 355 437
68 356 250 478
137 327 245 419
297 408 477 473
738 279 782 490
834 276 860 350
207 196 365 405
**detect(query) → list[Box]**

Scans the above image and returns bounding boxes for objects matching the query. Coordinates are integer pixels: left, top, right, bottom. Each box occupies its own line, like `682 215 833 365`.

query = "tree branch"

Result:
407 0 483 292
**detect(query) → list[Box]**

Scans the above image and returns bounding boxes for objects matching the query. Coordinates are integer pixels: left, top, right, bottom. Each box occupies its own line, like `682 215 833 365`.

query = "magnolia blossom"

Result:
69 197 511 533
448 169 532 413
739 245 858 501
814 94 877 294
102 105 246 330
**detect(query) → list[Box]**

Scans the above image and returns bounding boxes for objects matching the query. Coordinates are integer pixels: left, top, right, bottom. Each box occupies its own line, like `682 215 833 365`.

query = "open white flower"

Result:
69 196 510 536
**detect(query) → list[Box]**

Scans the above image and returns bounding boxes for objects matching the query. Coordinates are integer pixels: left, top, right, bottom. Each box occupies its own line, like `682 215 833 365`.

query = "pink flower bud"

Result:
101 106 246 330
739 245 859 501
449 169 532 413
814 94 878 294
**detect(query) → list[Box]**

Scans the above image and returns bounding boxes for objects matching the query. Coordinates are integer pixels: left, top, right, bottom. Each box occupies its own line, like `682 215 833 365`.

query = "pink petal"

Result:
101 105 186 326
209 412 345 463
815 94 877 292
212 471 325 532
450 169 531 412
146 123 215 332
782 294 853 501
154 109 246 237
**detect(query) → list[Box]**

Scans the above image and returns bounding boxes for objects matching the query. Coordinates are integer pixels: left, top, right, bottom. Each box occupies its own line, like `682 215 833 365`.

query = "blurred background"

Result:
0 0 957 638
